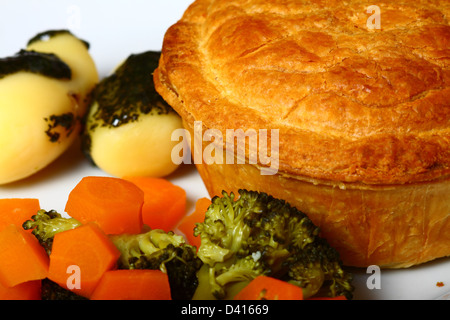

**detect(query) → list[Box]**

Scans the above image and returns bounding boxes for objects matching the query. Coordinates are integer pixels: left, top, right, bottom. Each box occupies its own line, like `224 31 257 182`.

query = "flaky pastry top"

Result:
154 0 450 184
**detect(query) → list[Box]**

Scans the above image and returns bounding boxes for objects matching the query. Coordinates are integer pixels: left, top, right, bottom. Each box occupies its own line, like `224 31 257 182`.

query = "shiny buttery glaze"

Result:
155 0 450 185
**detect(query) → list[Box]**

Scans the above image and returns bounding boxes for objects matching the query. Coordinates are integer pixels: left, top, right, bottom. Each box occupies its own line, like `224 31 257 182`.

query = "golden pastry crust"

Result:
155 0 450 268
154 0 450 185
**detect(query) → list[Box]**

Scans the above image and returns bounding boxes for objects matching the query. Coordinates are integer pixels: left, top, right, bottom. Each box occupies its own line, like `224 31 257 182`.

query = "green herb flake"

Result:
88 51 175 129
0 50 71 80
44 113 76 143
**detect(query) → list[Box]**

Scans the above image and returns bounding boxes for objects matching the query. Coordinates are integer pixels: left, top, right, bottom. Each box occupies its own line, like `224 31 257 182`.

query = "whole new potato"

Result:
82 51 183 178
0 30 98 184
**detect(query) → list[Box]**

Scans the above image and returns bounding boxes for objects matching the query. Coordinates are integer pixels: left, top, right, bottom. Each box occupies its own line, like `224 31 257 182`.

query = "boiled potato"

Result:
0 30 98 184
82 51 183 178
26 30 99 115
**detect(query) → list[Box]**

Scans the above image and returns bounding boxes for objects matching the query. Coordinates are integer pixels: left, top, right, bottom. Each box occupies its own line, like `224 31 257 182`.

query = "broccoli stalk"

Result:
193 190 354 300
109 229 203 300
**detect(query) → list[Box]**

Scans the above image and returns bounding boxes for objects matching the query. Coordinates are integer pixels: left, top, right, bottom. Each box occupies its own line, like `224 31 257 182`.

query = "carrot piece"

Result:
47 222 121 298
0 280 41 300
65 176 144 235
178 197 211 248
234 276 303 300
90 269 171 300
0 198 40 232
0 224 49 288
123 176 186 232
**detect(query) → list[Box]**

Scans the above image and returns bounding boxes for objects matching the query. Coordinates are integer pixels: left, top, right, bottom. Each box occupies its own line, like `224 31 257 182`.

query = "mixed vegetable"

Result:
0 176 353 300
193 190 353 300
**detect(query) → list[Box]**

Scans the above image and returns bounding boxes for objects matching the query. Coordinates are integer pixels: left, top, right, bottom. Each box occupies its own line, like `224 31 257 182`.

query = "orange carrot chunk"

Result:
0 224 49 288
178 197 211 248
234 276 303 300
0 198 40 232
90 269 171 300
123 177 186 232
47 222 121 298
0 280 41 300
65 176 144 235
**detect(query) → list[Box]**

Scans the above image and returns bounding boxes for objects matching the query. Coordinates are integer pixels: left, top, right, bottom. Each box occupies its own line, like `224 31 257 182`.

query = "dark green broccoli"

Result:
22 209 82 255
193 189 354 300
40 278 87 301
109 229 203 300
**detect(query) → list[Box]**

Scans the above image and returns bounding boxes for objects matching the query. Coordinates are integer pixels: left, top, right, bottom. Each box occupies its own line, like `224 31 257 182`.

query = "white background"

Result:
0 0 449 300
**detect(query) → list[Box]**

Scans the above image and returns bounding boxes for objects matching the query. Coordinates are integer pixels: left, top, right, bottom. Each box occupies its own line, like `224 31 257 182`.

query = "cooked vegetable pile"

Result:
110 229 203 300
0 176 353 300
193 190 354 300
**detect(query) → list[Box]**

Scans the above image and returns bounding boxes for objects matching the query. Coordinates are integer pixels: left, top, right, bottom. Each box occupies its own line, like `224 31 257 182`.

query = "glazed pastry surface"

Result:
155 0 450 185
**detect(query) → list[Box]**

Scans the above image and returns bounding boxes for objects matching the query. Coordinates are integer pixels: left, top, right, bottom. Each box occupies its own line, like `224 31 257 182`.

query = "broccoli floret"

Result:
193 190 354 300
22 209 82 255
109 229 203 300
284 237 354 298
41 278 87 300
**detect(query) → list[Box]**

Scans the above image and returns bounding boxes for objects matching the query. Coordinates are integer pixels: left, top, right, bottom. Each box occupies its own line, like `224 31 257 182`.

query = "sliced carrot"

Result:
0 198 40 232
178 197 211 248
65 176 144 235
48 222 121 298
0 224 49 288
123 176 186 232
234 276 303 300
90 269 171 300
0 280 41 300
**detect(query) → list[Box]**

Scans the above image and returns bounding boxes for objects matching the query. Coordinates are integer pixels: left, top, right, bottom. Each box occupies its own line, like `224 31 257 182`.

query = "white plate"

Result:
0 0 448 300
